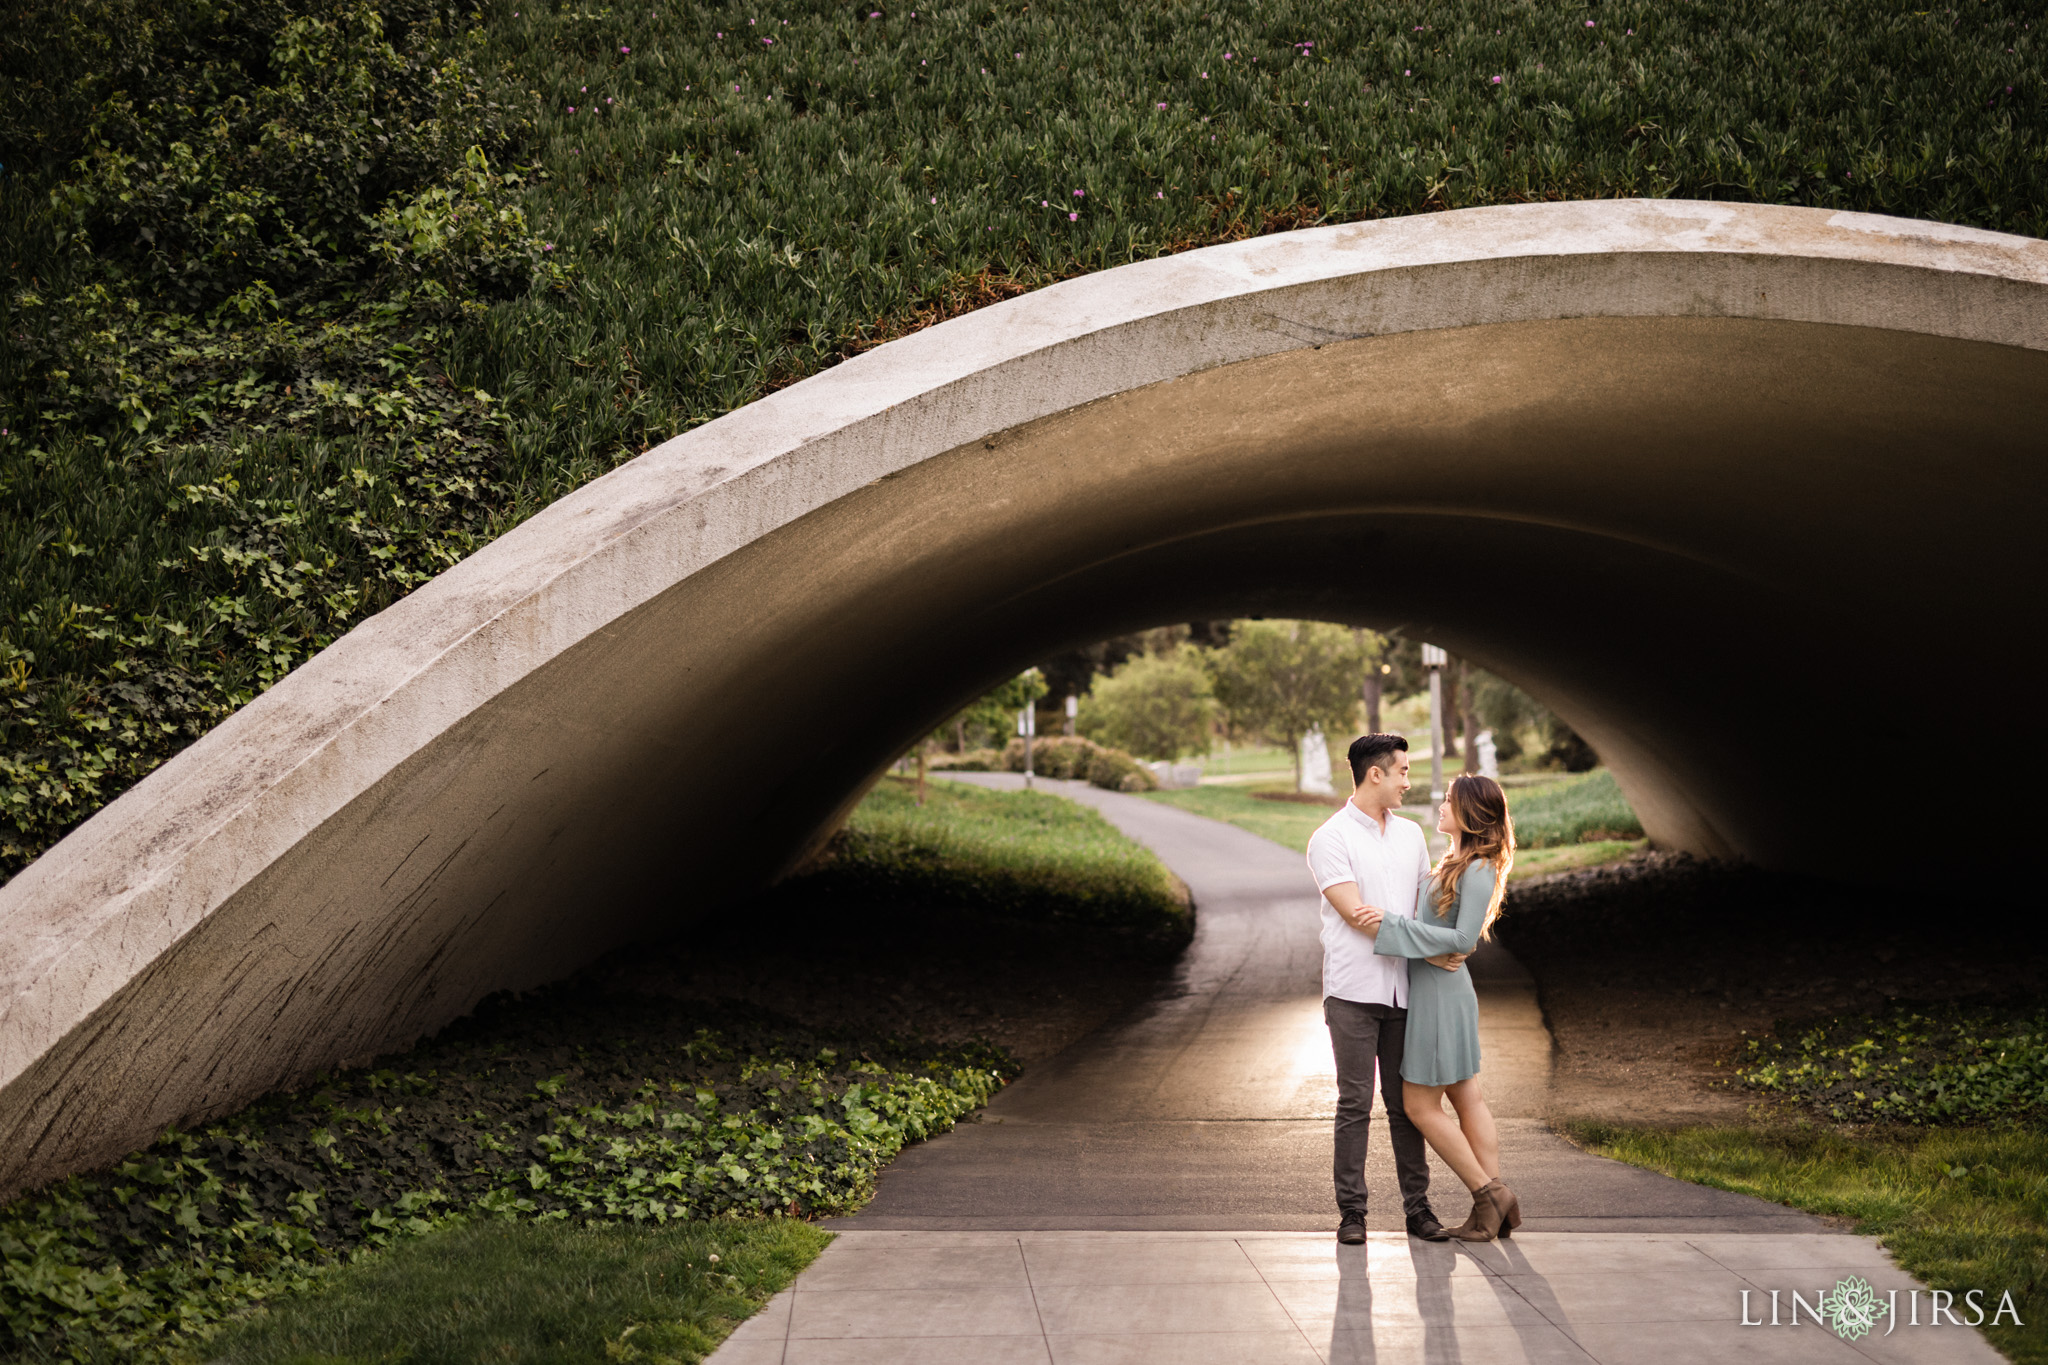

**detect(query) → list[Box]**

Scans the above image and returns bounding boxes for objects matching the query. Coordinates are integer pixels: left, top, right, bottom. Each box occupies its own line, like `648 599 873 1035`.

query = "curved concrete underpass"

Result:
2 199 2045 1195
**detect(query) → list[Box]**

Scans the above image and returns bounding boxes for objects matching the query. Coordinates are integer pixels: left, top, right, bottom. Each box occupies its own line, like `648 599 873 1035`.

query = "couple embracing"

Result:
1307 732 1521 1245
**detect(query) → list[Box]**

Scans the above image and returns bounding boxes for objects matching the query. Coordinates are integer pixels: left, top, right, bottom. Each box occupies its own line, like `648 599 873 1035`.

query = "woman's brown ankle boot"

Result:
1448 1180 1506 1241
1489 1180 1522 1237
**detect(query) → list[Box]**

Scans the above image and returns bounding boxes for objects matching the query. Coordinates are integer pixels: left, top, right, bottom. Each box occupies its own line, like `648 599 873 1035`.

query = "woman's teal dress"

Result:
1373 863 1495 1086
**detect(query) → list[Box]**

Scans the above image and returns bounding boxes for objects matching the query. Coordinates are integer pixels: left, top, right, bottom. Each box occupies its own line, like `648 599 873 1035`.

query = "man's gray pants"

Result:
1324 995 1431 1220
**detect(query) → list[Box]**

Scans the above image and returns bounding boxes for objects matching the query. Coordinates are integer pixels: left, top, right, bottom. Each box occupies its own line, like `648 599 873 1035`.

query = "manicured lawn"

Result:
814 776 1193 950
1145 775 1643 866
197 1216 827 1365
1143 784 1353 853
1569 1122 2046 1365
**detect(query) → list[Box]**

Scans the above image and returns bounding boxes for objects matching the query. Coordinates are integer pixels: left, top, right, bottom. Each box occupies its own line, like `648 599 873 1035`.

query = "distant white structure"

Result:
1148 761 1204 790
1476 729 1500 779
1299 728 1336 796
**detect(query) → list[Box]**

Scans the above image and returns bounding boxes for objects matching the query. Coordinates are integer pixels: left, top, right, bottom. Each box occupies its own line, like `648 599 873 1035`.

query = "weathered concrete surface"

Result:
2 201 2046 1195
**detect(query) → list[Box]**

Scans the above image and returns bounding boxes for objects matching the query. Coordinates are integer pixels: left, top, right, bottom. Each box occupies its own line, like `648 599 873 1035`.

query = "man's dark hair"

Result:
1348 733 1409 786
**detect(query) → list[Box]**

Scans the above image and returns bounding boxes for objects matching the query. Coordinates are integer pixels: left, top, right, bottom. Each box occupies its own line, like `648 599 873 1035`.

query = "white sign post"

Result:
1421 643 1448 804
1018 703 1036 789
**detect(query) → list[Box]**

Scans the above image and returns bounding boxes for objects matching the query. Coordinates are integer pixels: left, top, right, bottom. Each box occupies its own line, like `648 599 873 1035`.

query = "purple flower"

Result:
1155 190 1163 198
543 244 555 251
1491 75 1501 83
1073 189 1084 197
1403 68 1411 75
930 196 937 202
1224 52 1233 59
1040 199 1048 206
1157 101 1167 109
764 37 774 45
1068 211 1078 220
1585 19 1596 27
1201 71 1208 78
606 97 613 104
568 105 576 112
620 44 631 52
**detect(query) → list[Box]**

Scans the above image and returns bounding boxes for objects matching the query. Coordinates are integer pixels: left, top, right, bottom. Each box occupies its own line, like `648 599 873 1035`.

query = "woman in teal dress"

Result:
1360 773 1521 1242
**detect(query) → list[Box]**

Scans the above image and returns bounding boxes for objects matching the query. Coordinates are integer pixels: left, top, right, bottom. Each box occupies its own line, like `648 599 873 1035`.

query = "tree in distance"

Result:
1209 622 1383 784
1078 646 1219 762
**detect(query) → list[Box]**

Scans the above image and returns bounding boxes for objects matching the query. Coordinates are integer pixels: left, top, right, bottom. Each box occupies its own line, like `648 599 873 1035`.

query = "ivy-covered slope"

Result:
4 0 2045 881
0 988 1006 1362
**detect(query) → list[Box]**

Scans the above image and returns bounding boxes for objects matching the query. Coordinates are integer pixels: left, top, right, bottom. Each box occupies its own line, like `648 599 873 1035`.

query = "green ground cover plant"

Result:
797 777 1191 952
1740 1002 2048 1125
6 0 2047 882
1569 1122 2047 1364
197 1216 827 1365
0 990 1004 1362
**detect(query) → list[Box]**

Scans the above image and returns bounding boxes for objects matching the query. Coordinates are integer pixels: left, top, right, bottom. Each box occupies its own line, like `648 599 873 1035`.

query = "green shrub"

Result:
1086 747 1160 794
793 778 1188 950
1001 735 1102 780
1739 1002 2048 1125
0 993 1004 1363
1507 770 1642 848
928 748 1002 772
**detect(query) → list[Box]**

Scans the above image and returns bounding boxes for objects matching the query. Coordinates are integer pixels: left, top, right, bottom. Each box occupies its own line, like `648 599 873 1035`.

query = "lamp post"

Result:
1421 643 1448 805
1064 693 1078 737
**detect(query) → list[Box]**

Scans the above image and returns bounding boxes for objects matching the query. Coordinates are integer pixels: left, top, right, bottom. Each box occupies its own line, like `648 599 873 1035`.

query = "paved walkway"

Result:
708 777 2003 1364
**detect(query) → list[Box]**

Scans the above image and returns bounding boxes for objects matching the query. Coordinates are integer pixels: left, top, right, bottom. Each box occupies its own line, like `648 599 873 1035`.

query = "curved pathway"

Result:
710 779 2002 1364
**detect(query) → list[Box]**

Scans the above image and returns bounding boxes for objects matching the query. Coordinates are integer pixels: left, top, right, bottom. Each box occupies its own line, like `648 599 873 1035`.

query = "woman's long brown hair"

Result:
1430 773 1515 940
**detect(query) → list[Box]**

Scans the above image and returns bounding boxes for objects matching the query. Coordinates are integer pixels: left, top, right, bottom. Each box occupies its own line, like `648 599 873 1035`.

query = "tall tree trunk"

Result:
1362 673 1382 734
954 717 967 753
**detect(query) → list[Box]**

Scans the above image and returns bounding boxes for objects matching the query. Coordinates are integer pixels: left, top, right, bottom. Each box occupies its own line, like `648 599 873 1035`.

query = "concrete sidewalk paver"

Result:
711 1231 2008 1364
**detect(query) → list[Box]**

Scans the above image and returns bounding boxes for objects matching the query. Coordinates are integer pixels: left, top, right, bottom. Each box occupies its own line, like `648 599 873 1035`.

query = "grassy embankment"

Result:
1572 1001 2048 1364
0 780 1178 1364
1145 767 1644 873
6 0 2047 880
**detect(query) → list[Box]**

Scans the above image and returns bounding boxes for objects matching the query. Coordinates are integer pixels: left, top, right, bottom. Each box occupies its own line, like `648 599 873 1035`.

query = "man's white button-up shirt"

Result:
1305 800 1432 1007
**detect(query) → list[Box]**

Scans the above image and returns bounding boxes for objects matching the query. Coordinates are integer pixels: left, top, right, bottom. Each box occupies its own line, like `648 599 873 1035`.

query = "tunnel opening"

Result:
3 201 2045 1198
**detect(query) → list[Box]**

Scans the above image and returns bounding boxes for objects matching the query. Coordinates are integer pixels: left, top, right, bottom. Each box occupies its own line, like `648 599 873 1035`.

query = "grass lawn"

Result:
810 776 1192 949
1147 772 1643 869
194 1216 827 1365
1569 1122 2046 1364
1144 784 1356 853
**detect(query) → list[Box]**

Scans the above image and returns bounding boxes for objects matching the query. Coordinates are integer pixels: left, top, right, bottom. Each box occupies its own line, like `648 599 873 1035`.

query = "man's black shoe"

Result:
1336 1211 1367 1245
1406 1206 1450 1242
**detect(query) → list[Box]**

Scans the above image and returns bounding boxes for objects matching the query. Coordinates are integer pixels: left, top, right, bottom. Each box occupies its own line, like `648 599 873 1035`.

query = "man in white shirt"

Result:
1304 733 1447 1244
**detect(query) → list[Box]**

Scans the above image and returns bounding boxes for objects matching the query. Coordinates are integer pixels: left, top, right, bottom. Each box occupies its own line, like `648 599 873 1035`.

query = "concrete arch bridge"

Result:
2 200 2044 1197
